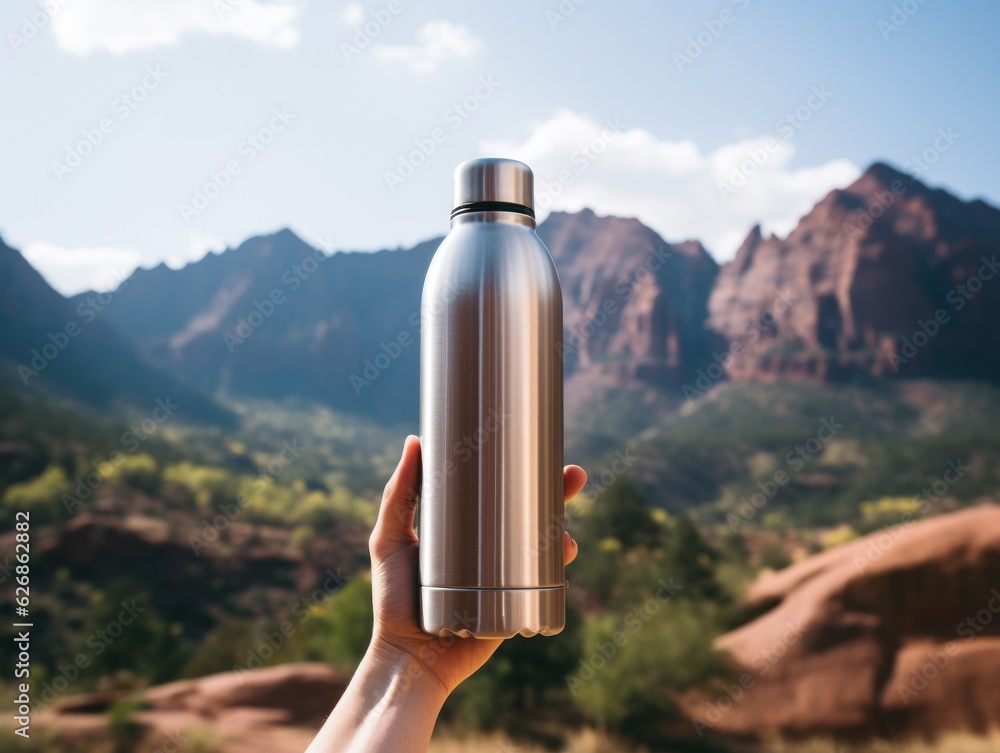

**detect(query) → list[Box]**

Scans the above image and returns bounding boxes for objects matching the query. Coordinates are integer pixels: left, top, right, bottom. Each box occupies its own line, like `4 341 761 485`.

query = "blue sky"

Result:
3 0 998 294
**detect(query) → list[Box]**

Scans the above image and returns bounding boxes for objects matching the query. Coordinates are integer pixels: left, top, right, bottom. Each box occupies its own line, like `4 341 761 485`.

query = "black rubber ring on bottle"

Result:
450 201 535 219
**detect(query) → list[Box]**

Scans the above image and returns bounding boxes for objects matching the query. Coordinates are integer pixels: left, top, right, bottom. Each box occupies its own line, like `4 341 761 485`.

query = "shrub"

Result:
571 600 728 745
1 464 71 520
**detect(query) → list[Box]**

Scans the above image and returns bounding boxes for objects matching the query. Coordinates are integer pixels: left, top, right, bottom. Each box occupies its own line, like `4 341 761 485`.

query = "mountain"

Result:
80 212 719 423
43 161 1000 428
74 229 439 422
540 209 719 383
708 163 1000 382
0 237 232 425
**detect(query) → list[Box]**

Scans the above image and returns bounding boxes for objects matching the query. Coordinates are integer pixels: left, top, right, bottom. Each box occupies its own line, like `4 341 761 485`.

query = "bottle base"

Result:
420 585 566 639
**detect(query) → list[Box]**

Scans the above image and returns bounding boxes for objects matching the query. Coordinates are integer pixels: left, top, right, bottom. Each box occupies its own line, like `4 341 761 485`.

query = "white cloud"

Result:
21 234 225 296
340 3 365 27
50 0 301 56
483 110 861 260
374 20 482 74
21 242 144 295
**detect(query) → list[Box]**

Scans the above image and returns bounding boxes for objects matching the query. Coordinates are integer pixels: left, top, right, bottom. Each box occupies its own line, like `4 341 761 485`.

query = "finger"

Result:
562 466 585 568
563 531 579 565
563 465 587 502
371 435 422 558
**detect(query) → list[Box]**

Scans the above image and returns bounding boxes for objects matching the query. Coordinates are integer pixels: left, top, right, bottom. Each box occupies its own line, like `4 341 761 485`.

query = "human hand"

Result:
367 434 586 695
305 436 584 753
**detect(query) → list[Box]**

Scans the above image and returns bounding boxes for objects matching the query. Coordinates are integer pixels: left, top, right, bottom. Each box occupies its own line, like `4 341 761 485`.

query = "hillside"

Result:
0 237 232 426
70 230 441 423
3 161 1000 750
48 162 1000 435
610 380 1000 541
68 212 721 425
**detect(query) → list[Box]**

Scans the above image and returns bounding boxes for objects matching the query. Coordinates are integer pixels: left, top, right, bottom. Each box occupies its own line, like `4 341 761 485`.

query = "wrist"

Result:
366 633 452 703
307 634 448 753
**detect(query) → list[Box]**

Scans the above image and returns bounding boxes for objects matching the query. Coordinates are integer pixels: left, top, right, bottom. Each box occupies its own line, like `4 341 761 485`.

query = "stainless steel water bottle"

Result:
419 158 565 639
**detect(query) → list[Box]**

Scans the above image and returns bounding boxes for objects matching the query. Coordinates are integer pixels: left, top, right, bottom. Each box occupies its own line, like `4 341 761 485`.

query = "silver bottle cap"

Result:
452 158 534 218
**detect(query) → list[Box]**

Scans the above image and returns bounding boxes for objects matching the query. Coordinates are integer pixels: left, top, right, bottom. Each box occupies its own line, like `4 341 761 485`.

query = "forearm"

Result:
307 639 449 753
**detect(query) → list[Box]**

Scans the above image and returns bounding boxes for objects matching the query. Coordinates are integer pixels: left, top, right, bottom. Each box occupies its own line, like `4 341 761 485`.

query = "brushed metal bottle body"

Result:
419 159 564 639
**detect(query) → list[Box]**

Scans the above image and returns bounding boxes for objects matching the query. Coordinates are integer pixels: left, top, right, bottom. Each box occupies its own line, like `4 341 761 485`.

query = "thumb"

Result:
370 435 422 560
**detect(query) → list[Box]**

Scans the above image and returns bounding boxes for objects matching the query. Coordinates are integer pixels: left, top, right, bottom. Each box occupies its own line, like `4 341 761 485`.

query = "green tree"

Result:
582 476 664 551
293 574 374 670
448 606 584 748
74 581 184 686
181 620 257 678
664 516 725 603
759 542 792 571
2 465 71 520
573 601 728 747
573 477 667 604
106 453 160 494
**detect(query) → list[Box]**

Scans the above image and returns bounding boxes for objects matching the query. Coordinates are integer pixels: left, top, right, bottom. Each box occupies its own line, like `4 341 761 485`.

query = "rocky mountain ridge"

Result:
4 161 998 424
708 163 1000 384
